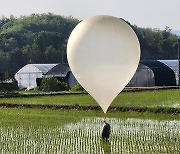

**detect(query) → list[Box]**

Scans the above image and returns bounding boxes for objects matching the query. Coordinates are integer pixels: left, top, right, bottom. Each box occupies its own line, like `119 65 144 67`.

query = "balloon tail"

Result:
104 113 107 121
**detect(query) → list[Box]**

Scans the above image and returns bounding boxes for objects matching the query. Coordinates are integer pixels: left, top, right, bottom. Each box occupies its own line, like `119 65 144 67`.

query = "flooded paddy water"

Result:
0 117 179 153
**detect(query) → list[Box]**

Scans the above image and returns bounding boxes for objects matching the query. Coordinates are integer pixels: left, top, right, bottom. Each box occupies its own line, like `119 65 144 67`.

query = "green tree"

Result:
0 13 179 74
40 77 68 92
70 83 85 92
0 13 79 73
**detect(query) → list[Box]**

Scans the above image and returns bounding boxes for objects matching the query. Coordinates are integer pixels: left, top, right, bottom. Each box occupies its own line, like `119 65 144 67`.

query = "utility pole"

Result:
178 37 180 86
61 50 64 64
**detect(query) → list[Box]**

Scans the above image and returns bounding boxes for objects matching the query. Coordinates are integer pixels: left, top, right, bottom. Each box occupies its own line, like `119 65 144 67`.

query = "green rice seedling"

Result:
0 117 179 153
0 90 179 111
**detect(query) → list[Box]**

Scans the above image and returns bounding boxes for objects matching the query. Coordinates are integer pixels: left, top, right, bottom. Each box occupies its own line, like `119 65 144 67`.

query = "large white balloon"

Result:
67 15 140 113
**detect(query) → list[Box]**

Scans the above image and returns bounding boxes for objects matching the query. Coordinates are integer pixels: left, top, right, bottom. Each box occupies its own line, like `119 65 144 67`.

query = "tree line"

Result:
0 13 179 74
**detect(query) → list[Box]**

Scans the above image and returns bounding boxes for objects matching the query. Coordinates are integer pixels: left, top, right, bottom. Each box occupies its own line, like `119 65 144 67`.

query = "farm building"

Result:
127 63 155 87
15 60 179 89
141 60 176 86
128 60 178 87
14 64 77 89
158 60 179 85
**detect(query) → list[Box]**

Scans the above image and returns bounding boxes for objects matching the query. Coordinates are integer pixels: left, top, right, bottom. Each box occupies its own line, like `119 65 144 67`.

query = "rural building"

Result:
141 60 176 86
127 63 155 87
15 60 179 89
158 60 179 85
14 64 77 89
128 60 178 87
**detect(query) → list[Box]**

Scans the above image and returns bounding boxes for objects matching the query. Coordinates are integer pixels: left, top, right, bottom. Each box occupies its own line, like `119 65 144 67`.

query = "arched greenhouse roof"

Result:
33 64 58 74
128 63 155 87
141 60 176 86
45 64 70 77
16 64 59 75
158 60 179 80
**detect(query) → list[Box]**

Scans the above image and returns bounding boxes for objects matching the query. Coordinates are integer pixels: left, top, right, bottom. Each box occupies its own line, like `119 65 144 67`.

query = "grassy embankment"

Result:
0 108 179 126
0 89 179 113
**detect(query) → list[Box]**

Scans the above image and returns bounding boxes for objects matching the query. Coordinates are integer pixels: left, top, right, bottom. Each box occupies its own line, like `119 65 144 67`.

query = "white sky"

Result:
0 0 180 30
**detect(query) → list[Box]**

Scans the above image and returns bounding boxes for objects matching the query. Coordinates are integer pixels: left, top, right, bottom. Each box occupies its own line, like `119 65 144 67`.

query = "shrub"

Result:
0 80 18 92
70 83 85 92
40 77 68 92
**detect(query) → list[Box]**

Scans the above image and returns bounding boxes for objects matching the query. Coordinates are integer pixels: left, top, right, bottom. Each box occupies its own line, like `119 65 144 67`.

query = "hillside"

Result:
0 13 179 74
0 13 79 73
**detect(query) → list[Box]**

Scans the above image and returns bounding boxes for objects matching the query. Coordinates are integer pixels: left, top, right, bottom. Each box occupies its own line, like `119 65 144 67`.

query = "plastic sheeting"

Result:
159 60 179 85
15 64 58 89
127 63 155 87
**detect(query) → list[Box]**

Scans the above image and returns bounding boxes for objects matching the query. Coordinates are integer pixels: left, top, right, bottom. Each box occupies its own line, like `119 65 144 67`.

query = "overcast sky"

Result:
0 0 179 30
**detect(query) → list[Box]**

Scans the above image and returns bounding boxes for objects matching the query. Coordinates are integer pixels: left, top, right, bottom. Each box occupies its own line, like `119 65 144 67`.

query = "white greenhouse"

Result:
127 63 155 87
15 60 179 90
15 64 72 89
128 60 179 87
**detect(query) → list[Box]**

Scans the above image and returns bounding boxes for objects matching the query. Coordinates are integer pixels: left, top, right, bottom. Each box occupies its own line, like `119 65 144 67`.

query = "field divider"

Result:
0 103 179 114
0 86 179 98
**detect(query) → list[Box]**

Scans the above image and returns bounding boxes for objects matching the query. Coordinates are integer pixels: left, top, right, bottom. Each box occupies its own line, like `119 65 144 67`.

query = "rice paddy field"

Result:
0 89 180 110
0 89 180 153
0 108 180 154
